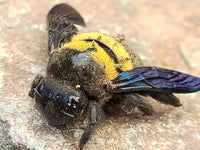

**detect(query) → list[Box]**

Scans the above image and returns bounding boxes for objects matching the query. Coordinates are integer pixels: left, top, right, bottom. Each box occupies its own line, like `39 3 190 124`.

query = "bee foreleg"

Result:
79 101 105 149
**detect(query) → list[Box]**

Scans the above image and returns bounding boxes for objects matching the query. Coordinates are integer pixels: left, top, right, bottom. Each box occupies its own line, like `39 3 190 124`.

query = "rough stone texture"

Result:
0 0 200 150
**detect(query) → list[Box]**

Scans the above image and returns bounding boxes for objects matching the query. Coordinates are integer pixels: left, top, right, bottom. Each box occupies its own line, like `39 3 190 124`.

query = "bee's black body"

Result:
29 3 200 149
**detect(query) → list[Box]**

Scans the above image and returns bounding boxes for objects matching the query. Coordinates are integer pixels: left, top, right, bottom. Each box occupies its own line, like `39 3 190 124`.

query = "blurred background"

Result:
0 0 200 149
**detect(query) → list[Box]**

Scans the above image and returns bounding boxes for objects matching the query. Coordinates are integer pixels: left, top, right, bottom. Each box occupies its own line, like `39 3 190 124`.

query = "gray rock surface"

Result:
0 0 200 150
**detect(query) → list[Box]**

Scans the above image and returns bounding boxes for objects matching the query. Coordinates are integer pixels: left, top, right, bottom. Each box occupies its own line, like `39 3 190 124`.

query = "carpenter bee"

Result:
28 3 200 149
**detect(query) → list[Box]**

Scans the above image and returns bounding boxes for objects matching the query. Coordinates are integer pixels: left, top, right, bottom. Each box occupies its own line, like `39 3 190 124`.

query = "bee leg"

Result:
105 93 154 116
79 101 104 149
151 92 182 107
121 93 154 116
28 75 43 98
139 92 182 107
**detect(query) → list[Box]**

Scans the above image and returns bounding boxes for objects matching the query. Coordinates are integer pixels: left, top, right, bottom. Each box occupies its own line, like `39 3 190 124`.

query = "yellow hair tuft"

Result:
59 32 133 80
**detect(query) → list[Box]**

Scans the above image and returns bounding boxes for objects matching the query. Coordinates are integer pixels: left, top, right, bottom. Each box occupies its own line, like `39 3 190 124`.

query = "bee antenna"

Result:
60 110 75 118
34 88 45 100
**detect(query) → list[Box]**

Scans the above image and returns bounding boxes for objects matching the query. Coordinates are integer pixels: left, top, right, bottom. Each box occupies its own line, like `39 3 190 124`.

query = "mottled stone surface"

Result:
0 0 200 150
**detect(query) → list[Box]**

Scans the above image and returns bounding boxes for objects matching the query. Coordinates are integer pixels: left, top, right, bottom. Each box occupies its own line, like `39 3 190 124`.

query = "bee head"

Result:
29 75 88 121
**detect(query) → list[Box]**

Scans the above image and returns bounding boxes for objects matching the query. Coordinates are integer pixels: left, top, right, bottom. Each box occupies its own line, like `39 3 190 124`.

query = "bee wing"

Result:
110 66 200 93
47 3 86 54
47 3 86 31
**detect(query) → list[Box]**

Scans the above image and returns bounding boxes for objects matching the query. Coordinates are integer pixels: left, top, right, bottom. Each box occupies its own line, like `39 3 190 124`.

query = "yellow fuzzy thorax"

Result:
59 32 133 80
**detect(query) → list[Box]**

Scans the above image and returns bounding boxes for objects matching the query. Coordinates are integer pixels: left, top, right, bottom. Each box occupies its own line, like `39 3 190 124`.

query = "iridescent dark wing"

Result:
109 66 200 93
47 3 86 54
47 3 86 31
